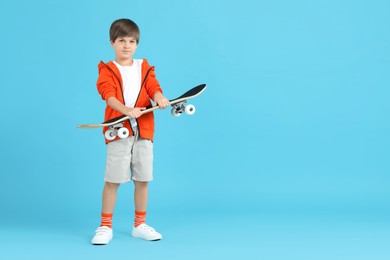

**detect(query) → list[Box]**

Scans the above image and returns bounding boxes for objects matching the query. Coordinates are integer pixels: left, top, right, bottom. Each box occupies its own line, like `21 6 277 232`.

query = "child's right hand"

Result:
125 107 146 118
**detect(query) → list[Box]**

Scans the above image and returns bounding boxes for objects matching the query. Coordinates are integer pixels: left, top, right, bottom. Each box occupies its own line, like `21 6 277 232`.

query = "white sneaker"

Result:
132 224 162 241
91 226 113 245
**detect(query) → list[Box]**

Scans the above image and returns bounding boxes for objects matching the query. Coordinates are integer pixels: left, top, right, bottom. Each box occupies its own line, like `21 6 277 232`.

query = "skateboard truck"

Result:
170 101 196 117
104 122 130 141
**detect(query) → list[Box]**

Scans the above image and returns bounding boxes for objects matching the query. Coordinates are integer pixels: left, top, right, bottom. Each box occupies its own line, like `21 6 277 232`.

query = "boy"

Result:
91 18 169 245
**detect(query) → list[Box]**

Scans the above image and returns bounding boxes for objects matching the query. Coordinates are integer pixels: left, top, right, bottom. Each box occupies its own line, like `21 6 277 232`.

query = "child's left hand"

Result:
154 92 170 109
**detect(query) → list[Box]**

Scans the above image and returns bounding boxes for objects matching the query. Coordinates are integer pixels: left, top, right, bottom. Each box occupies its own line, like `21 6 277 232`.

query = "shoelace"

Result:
95 226 111 235
139 224 156 233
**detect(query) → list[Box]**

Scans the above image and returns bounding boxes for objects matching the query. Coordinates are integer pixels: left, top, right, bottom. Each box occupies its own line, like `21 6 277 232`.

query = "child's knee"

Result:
105 182 120 190
134 181 148 188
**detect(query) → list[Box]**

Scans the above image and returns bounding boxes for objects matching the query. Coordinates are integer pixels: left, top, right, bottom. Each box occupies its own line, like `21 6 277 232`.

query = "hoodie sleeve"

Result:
146 67 163 99
96 63 117 102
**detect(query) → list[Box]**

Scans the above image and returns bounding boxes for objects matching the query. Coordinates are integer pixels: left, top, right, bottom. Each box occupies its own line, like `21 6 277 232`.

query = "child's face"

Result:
110 36 138 61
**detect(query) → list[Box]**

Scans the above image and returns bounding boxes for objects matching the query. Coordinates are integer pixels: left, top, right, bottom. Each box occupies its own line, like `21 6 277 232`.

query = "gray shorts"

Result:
104 130 153 183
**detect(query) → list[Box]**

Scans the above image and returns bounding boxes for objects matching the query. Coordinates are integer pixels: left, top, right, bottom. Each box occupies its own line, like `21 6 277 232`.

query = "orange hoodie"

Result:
96 59 163 143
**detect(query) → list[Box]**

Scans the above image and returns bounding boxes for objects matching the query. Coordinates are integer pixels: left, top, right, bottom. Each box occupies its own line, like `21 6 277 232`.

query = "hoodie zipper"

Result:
134 66 154 136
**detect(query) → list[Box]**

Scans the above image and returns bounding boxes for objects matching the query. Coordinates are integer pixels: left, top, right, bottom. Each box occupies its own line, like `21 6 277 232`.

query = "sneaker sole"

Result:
132 233 162 241
91 237 112 245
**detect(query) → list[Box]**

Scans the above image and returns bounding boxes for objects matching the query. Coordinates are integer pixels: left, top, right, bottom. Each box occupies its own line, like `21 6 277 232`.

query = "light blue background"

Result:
1 0 389 259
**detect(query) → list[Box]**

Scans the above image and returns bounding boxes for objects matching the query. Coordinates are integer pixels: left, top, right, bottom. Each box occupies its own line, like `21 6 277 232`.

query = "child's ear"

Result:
110 40 114 46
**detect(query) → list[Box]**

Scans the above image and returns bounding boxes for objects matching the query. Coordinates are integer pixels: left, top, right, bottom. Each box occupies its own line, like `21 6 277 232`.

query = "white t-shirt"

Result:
113 59 143 128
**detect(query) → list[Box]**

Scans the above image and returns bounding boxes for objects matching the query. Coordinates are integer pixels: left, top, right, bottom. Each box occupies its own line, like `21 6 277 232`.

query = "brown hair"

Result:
109 18 140 43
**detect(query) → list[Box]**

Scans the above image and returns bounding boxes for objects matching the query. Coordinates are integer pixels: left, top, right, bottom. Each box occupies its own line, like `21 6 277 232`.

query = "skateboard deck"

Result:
77 84 206 129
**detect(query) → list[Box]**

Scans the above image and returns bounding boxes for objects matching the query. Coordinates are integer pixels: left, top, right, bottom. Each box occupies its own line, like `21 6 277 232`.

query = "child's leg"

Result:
101 182 120 227
133 181 148 227
103 181 120 212
134 181 148 211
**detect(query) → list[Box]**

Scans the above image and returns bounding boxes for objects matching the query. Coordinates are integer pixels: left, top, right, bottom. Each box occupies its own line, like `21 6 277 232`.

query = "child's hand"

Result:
125 107 146 118
154 92 169 109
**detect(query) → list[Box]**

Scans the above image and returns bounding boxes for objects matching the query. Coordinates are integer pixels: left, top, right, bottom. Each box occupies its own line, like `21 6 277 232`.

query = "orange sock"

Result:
100 212 113 228
134 211 146 227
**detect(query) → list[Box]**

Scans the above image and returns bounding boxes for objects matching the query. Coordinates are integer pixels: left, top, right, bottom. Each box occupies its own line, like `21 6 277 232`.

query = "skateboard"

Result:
77 84 206 140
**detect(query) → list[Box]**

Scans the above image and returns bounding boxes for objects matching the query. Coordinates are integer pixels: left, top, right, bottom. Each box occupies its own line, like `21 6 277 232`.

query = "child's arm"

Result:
107 96 145 118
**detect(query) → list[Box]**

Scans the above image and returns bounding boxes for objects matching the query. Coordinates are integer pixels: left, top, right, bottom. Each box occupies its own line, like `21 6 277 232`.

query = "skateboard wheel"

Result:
185 104 196 115
118 127 129 139
105 129 117 141
171 108 182 117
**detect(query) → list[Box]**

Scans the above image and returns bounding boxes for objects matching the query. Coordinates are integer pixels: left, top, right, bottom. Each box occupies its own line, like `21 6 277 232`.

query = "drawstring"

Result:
130 118 139 142
130 126 139 154
132 126 139 143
